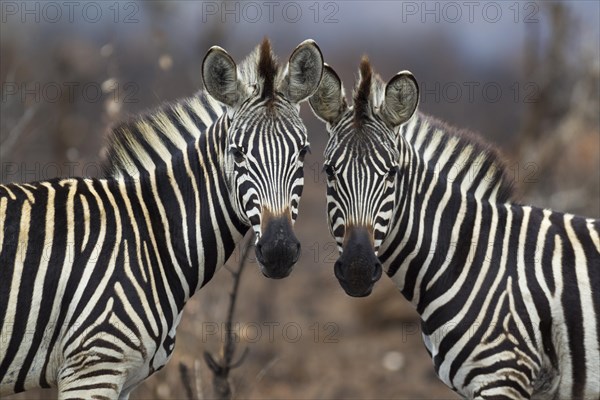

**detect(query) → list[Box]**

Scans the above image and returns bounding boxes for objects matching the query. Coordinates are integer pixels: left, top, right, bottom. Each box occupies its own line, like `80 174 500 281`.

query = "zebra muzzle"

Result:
255 212 301 279
334 226 382 297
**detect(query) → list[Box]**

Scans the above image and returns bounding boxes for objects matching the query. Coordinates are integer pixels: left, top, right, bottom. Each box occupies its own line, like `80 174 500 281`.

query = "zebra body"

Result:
310 60 600 399
0 39 324 398
383 115 600 399
0 152 243 396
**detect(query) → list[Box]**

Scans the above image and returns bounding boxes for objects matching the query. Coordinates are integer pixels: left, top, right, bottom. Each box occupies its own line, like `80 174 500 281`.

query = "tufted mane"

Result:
257 38 278 101
353 56 373 127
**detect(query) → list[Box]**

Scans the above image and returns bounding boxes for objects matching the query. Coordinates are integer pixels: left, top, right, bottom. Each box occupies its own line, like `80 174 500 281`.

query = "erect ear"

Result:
202 46 247 107
379 71 419 128
279 39 324 104
309 64 348 125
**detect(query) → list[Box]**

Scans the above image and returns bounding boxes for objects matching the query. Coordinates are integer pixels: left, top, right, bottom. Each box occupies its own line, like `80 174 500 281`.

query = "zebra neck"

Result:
142 115 248 302
382 178 484 310
380 113 511 311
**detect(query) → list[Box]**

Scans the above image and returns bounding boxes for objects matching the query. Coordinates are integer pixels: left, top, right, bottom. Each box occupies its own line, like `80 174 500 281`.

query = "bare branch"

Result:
246 356 281 399
194 359 204 400
203 230 254 400
179 362 196 400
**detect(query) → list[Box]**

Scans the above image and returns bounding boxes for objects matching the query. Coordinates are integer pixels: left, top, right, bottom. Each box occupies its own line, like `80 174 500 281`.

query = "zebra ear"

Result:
280 39 324 104
202 46 245 107
309 64 347 125
380 71 419 128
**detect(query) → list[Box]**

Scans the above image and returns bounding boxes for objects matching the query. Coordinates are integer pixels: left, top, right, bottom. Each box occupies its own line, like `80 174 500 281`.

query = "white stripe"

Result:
564 214 599 397
0 197 7 250
80 194 90 252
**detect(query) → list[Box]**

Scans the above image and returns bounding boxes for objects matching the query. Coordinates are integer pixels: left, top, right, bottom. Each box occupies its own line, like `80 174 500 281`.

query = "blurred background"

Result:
2 1 598 399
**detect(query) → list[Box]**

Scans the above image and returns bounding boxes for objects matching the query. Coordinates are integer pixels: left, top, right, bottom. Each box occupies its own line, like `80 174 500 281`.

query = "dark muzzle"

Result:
255 214 301 279
334 227 382 297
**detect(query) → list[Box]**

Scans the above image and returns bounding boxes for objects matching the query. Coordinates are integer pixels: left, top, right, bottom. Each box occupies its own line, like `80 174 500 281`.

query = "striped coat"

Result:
1 38 324 398
310 59 600 399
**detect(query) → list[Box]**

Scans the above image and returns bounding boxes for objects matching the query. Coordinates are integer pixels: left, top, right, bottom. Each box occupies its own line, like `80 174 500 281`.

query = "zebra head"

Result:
310 58 419 296
203 39 323 278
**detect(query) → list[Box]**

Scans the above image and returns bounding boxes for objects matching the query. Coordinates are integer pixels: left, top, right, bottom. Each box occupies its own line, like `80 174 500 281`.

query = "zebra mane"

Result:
352 61 514 202
101 91 225 178
257 38 278 101
238 38 281 105
102 40 279 179
402 113 515 202
353 56 373 127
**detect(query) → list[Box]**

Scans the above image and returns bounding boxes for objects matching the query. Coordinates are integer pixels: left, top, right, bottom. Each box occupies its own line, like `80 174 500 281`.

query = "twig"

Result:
179 362 195 400
241 356 281 400
194 358 204 400
204 231 254 400
254 357 280 387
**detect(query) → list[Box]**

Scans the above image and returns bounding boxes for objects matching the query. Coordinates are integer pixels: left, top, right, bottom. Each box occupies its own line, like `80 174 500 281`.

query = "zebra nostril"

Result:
372 262 383 282
290 241 301 263
255 243 263 259
334 260 344 281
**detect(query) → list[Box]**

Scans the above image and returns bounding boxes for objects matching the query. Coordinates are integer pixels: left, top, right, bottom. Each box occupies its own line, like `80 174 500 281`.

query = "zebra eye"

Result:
387 166 398 182
323 164 336 179
230 147 245 163
298 145 311 162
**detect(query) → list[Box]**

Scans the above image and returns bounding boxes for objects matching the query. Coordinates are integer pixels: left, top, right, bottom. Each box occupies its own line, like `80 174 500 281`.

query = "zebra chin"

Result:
255 209 301 279
334 226 383 297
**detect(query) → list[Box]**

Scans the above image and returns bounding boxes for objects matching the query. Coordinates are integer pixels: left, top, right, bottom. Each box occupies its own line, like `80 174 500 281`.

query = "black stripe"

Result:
523 207 551 365
570 216 600 387
14 184 49 391
37 180 71 387
549 211 586 398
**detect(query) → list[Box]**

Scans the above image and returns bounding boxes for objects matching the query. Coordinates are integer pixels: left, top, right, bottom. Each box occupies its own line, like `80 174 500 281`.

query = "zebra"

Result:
0 38 324 398
309 58 600 399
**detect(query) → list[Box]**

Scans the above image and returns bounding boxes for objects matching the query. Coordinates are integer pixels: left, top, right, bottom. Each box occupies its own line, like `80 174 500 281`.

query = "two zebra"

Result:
1 39 598 399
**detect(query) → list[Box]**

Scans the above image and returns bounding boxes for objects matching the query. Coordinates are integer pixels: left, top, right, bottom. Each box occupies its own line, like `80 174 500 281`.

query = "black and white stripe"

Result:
311 60 600 399
0 39 323 399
